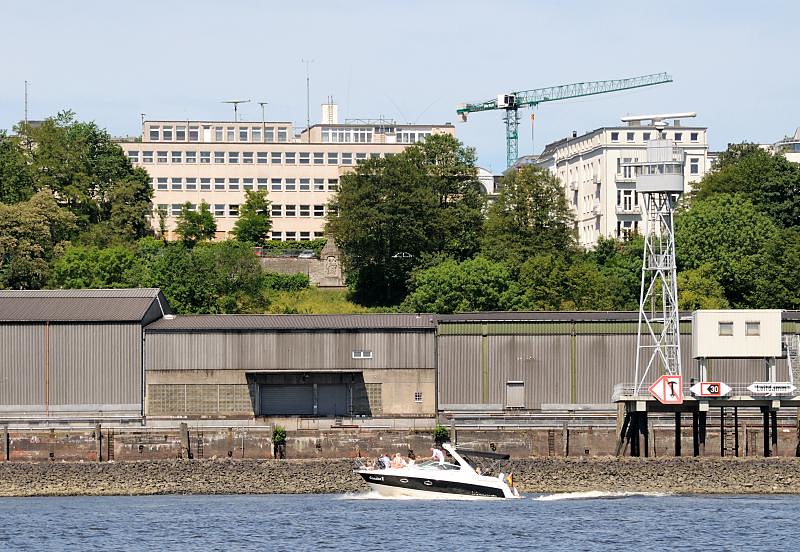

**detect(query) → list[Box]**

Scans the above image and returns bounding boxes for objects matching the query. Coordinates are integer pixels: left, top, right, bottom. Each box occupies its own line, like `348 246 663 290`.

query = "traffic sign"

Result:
747 382 797 396
690 381 732 398
649 375 683 404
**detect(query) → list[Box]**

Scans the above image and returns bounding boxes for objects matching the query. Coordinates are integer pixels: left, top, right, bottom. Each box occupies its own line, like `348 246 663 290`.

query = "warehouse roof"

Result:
0 288 172 322
439 311 800 322
145 313 438 331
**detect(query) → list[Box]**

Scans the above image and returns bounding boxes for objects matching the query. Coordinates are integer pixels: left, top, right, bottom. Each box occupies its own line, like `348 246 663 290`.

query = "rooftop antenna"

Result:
140 113 146 127
257 101 268 142
222 99 251 122
301 59 314 142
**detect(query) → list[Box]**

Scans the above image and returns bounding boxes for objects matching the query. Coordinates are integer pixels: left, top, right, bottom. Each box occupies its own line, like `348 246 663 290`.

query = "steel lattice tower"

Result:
627 130 687 394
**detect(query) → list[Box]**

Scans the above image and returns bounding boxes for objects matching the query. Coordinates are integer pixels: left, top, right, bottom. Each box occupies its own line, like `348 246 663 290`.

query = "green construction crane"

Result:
457 72 673 168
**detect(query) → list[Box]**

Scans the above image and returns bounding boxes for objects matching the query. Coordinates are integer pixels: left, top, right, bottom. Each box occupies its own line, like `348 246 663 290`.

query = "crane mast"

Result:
457 72 673 168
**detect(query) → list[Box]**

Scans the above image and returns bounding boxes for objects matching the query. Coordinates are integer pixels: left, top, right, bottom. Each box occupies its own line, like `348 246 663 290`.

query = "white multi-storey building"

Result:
528 113 709 248
117 104 455 240
768 127 800 163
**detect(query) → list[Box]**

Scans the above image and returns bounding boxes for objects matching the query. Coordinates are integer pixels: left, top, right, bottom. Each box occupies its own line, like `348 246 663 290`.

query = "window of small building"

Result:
414 392 423 403
352 350 373 359
746 321 761 336
718 321 734 336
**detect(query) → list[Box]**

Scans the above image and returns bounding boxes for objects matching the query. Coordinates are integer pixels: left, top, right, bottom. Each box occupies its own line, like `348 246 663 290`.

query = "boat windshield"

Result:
416 460 460 471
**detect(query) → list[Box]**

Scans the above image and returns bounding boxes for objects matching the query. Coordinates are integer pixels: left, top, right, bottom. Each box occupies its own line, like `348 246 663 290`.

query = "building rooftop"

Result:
0 288 171 322
145 313 438 331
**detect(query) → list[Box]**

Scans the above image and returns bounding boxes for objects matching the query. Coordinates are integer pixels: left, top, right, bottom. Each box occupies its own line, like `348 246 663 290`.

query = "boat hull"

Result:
357 470 511 499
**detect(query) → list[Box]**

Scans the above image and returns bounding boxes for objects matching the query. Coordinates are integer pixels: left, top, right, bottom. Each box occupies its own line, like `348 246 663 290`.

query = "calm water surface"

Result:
0 492 798 551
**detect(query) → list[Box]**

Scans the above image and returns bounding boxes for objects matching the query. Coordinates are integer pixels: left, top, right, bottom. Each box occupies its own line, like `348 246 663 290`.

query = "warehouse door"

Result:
260 385 314 415
505 381 525 409
317 384 349 416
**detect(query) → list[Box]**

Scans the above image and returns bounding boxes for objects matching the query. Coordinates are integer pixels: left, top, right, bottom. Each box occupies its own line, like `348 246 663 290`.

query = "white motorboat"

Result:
354 443 520 499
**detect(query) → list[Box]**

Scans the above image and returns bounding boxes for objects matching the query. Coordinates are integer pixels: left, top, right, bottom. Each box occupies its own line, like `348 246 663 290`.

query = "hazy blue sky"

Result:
2 1 797 171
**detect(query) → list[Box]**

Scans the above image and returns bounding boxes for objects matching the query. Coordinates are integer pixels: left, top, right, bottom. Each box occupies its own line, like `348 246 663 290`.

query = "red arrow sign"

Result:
648 375 683 404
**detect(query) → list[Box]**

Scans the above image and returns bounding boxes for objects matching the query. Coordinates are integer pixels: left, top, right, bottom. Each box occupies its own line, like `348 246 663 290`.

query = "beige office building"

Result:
118 104 455 240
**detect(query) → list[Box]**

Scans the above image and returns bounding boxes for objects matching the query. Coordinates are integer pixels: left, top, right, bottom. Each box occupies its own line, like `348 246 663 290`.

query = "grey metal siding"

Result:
437 335 482 405
0 324 45 406
489 335 571 408
704 357 789 385
145 331 434 371
49 324 141 407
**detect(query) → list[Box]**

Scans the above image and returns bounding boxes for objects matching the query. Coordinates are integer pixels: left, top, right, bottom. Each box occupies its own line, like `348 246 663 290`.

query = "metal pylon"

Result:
504 108 520 168
634 191 682 393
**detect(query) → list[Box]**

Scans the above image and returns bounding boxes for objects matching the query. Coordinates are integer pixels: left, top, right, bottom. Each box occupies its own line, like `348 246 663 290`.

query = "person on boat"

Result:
380 453 391 469
391 453 407 469
406 449 416 466
430 447 445 465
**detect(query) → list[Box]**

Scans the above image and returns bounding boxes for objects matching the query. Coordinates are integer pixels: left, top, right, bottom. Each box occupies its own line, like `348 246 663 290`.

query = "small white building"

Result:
767 127 800 163
530 113 709 248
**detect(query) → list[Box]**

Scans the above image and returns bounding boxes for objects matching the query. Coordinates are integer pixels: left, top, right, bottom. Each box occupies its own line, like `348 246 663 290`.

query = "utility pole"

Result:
140 113 146 127
301 59 314 143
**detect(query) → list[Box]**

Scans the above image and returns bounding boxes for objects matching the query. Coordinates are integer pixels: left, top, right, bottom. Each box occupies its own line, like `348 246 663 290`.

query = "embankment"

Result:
2 457 800 497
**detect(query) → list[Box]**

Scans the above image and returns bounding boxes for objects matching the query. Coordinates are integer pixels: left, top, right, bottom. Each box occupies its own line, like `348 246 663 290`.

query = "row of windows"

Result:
158 203 327 218
320 128 432 144
148 125 289 143
152 177 338 192
610 131 701 143
128 150 383 165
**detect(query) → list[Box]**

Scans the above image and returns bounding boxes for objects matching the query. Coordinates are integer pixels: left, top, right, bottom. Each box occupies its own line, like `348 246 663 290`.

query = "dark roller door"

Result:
317 384 348 416
260 385 313 415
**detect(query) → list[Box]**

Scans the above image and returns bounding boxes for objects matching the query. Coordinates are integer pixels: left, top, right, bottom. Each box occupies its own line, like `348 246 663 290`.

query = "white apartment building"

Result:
529 114 709 248
118 104 455 240
768 127 800 163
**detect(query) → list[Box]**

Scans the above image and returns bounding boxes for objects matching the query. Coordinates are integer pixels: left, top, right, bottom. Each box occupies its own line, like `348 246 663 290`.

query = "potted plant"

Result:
272 425 287 459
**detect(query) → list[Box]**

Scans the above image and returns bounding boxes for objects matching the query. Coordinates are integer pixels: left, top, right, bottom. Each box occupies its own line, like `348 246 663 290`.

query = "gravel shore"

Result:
1 457 799 497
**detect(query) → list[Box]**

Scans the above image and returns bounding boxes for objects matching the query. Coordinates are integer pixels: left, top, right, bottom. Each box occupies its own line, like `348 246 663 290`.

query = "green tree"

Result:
515 253 614 311
232 190 272 246
482 165 576 266
589 236 643 311
327 134 485 306
0 131 35 204
677 264 730 311
175 201 216 247
676 194 778 307
50 244 139 288
18 111 152 237
695 143 800 228
0 191 77 289
402 256 517 314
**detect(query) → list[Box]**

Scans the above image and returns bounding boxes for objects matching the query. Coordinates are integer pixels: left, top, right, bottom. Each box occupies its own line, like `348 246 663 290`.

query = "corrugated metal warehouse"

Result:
1 288 798 424
143 314 438 419
0 289 171 421
437 312 798 411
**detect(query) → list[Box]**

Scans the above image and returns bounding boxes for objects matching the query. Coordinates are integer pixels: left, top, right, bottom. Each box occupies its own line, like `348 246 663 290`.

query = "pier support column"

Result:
674 412 681 457
720 408 725 457
762 407 770 457
698 411 707 457
640 412 650 458
734 407 740 457
692 411 700 457
615 412 631 457
628 412 640 457
771 409 778 456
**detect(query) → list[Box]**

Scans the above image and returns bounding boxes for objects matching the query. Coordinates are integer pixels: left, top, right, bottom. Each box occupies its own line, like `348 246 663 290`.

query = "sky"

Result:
1 0 797 172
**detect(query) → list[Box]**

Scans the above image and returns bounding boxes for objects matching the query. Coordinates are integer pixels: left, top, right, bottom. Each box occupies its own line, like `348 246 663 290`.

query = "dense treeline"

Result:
0 112 307 313
3 112 798 314
329 136 800 313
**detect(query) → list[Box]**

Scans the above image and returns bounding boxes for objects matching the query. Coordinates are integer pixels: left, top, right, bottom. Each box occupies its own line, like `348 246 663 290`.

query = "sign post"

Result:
747 382 797 397
649 375 683 405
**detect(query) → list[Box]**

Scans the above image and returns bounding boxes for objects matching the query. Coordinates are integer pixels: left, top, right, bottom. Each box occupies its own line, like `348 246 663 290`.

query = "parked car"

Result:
298 249 316 259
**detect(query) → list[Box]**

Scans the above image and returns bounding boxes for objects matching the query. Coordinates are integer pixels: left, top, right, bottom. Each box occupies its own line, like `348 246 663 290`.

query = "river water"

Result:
0 492 798 551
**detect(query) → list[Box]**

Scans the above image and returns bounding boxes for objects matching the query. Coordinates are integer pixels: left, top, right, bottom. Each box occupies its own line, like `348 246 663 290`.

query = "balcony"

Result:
615 173 635 183
615 205 642 215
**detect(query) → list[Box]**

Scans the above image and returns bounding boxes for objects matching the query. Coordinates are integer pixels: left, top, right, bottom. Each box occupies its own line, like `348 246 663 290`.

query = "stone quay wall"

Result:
2 425 799 463
3 457 800 497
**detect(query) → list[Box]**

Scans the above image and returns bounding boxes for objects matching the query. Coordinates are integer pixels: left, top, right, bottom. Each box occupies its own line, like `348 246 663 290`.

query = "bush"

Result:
433 424 450 445
272 425 286 445
262 272 310 292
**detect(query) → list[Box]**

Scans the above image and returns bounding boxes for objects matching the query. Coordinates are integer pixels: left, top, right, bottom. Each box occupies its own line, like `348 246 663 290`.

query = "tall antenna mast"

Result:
24 80 29 126
222 99 251 122
301 59 314 142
